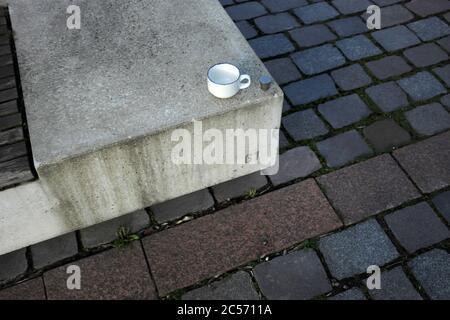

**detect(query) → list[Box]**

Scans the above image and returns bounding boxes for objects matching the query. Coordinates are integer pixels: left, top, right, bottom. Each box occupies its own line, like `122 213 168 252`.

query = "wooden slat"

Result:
0 156 34 189
0 127 23 146
0 141 27 162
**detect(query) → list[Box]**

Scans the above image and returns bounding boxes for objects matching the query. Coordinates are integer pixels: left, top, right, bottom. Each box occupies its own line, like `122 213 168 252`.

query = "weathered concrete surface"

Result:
6 0 282 241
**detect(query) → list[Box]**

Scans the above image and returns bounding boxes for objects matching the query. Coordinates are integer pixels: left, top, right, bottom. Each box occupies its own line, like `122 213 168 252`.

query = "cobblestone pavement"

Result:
1 0 450 300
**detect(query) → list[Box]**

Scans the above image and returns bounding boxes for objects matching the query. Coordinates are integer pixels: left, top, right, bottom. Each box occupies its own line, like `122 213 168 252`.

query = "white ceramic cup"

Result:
207 63 251 99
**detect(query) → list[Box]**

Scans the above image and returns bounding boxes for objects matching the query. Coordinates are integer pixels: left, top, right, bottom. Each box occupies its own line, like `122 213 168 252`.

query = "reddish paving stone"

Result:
393 131 450 193
406 0 450 17
44 242 156 300
143 179 342 295
0 277 46 300
366 56 412 80
317 154 420 225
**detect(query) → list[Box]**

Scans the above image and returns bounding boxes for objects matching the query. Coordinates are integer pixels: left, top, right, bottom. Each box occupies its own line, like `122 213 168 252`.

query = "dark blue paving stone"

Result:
282 109 329 141
212 172 268 202
407 17 450 41
327 16 367 37
329 288 366 300
282 99 291 112
254 249 332 300
365 81 408 112
293 2 339 24
366 55 412 80
372 0 403 6
405 103 450 136
318 94 372 129
404 43 449 68
332 0 374 14
406 0 450 17
249 34 295 59
437 35 450 52
363 119 411 152
432 191 450 224
397 72 446 101
319 219 399 279
317 130 372 168
372 25 421 52
362 4 414 29
151 188 215 223
284 74 338 105
441 94 450 111
433 64 450 87
336 35 382 61
264 57 301 85
235 21 258 39
291 44 346 75
0 249 27 283
219 0 234 6
254 13 299 34
226 2 267 21
409 249 450 300
279 131 290 149
31 233 78 269
269 146 322 186
331 64 372 91
182 271 259 300
369 267 422 300
385 202 450 253
289 24 337 48
261 0 308 13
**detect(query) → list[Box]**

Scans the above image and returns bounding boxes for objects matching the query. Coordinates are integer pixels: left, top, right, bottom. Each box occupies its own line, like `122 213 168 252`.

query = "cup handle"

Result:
239 74 251 90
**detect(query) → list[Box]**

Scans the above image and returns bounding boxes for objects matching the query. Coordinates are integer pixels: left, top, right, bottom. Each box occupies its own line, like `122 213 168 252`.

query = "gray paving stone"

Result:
317 130 372 168
366 56 412 80
293 2 339 24
407 17 450 41
336 35 382 61
31 233 78 269
385 202 450 253
284 74 338 105
317 154 420 224
433 64 450 87
406 0 450 17
332 0 374 14
331 64 372 91
226 2 267 21
365 81 408 112
235 21 258 39
372 25 420 52
0 249 27 283
362 4 414 28
441 94 450 111
151 188 215 223
404 43 449 68
254 13 299 34
289 24 337 48
397 72 446 101
182 271 259 300
80 210 150 248
369 267 422 300
432 191 450 224
269 146 322 186
283 109 329 141
405 103 450 136
264 57 301 85
318 94 372 129
249 34 295 59
319 219 399 279
363 119 411 152
254 249 332 300
437 35 450 52
291 44 346 75
409 249 450 300
393 131 450 193
212 172 268 202
261 0 308 13
327 16 367 37
329 288 366 300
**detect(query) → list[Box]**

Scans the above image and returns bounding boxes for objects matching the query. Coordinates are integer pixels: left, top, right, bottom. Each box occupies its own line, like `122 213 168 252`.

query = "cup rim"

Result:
207 62 241 85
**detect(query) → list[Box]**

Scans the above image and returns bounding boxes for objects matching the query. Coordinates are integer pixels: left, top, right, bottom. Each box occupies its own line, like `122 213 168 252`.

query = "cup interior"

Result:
208 63 240 85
